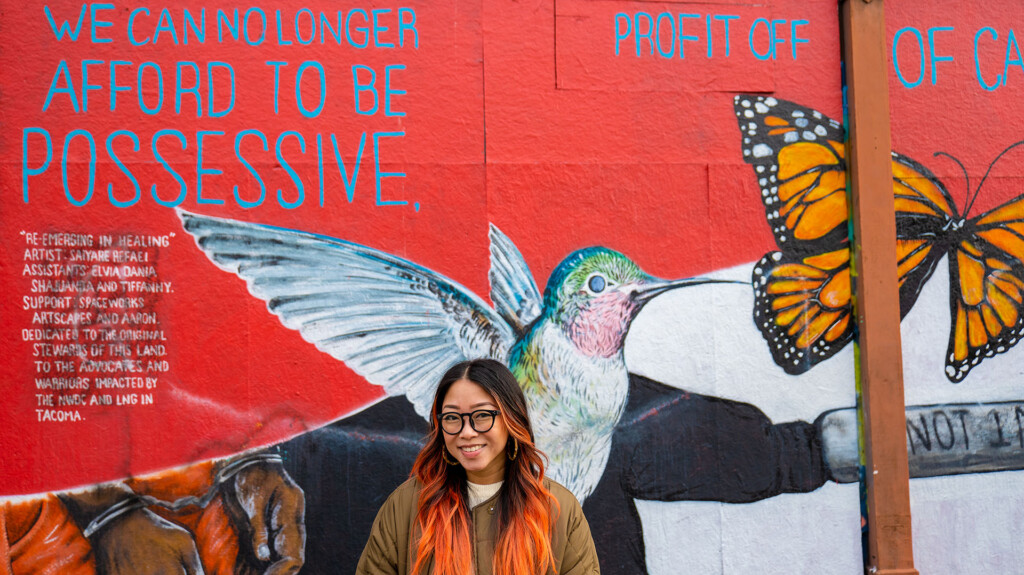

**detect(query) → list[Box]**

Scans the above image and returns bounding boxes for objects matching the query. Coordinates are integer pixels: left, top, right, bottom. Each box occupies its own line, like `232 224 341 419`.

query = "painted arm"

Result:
610 374 830 504
58 452 305 575
618 374 1024 501
59 483 206 575
128 452 306 575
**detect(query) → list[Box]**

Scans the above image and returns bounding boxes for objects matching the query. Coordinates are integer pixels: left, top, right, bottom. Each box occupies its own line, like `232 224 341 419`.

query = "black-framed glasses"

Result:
437 409 501 435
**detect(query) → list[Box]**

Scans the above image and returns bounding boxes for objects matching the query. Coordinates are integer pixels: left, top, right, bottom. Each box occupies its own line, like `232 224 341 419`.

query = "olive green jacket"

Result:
356 477 601 575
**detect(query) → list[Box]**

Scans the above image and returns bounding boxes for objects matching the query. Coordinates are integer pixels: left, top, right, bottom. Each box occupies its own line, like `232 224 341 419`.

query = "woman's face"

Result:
440 378 510 484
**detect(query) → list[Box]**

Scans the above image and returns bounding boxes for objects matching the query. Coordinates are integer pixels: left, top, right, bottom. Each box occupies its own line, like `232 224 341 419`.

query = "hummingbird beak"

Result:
631 277 745 303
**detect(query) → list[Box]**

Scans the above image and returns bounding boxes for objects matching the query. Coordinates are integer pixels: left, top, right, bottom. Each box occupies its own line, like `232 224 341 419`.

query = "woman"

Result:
356 359 600 575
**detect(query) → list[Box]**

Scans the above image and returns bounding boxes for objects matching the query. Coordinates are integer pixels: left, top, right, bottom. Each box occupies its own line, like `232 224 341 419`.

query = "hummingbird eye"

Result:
587 274 607 293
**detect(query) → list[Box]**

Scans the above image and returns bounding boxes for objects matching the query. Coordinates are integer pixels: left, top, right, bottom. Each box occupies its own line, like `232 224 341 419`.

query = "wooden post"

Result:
840 0 919 573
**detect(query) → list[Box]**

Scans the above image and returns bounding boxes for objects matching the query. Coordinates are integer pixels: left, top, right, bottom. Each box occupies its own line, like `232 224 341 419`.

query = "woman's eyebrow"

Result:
441 401 496 410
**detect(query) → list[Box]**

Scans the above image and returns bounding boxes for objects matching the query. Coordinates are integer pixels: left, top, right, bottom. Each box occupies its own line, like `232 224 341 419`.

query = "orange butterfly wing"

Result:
737 95 855 373
946 195 1024 381
752 249 854 373
735 95 849 252
737 95 960 375
738 95 1024 380
890 153 959 316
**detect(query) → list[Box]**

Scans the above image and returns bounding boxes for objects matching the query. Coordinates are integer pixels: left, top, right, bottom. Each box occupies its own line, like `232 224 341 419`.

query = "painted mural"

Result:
2 1 1023 574
738 94 1024 381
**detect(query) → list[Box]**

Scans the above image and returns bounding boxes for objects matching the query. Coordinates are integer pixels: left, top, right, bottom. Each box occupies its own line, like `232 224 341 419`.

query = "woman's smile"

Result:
441 378 509 484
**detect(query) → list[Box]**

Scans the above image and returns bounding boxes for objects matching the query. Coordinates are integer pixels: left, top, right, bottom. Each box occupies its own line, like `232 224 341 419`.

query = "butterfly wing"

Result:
737 95 854 373
736 95 965 375
945 195 1024 381
734 95 849 253
752 248 854 374
751 227 952 375
890 152 960 316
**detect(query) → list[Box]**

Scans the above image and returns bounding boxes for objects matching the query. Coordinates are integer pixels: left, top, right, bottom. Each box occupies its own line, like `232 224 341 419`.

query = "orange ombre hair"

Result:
410 359 558 575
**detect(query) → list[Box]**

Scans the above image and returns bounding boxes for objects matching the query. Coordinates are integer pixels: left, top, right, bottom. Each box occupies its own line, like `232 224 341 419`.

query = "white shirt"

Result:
466 480 503 509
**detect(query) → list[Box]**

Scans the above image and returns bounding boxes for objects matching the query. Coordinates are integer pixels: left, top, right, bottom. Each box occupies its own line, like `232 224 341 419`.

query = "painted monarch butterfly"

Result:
734 94 1024 382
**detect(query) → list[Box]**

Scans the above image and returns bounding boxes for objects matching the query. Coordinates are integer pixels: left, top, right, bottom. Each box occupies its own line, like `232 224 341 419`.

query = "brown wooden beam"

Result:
840 0 919 573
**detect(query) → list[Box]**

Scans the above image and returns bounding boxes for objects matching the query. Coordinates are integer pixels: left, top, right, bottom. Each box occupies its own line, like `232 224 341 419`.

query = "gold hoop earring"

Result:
442 449 459 466
508 437 518 461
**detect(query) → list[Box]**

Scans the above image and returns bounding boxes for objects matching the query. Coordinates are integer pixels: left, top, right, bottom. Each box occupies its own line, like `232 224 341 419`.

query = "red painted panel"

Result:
887 1 1024 214
556 1 776 93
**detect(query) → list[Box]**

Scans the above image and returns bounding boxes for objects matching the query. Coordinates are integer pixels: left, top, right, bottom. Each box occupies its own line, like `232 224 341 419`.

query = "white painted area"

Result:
625 258 1024 574
638 484 862 575
899 257 1024 405
899 256 1024 574
911 472 1024 574
628 265 855 424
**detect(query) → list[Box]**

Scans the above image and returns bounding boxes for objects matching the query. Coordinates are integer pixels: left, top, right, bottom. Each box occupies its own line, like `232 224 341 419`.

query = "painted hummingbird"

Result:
179 210 736 501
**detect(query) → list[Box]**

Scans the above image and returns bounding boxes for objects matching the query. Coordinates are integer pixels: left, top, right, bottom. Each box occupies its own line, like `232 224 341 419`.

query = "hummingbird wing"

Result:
178 210 516 419
488 224 543 336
